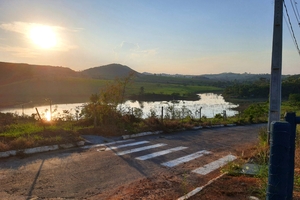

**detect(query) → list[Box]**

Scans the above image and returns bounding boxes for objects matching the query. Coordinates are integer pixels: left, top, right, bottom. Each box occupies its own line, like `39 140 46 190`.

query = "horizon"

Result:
2 60 298 76
0 1 299 75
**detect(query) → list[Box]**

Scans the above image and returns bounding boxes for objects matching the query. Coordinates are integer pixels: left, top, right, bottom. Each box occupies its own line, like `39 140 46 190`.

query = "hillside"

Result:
0 62 81 85
81 63 142 79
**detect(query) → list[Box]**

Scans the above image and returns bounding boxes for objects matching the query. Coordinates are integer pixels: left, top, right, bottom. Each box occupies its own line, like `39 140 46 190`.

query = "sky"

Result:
0 0 299 75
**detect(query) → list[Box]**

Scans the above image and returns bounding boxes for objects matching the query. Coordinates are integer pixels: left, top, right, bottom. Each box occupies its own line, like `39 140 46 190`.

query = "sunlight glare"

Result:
29 25 57 49
45 110 51 121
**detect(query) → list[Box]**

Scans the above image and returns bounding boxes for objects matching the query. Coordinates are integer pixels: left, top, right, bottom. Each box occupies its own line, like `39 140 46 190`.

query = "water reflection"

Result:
0 93 238 119
121 93 238 118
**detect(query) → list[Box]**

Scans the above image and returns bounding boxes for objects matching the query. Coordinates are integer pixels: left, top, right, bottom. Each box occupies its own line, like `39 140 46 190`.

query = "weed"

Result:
252 164 268 199
33 135 43 141
258 127 268 147
55 136 62 142
295 173 300 187
180 172 189 195
221 160 243 175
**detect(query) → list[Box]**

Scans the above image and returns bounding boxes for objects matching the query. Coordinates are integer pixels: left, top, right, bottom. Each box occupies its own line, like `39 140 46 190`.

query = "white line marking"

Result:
192 154 237 175
116 143 167 156
135 146 188 160
177 173 226 200
80 139 135 149
105 141 150 150
161 150 211 167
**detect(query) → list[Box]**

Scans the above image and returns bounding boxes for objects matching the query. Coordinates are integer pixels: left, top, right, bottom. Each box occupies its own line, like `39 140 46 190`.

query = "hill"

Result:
0 62 81 85
81 63 142 79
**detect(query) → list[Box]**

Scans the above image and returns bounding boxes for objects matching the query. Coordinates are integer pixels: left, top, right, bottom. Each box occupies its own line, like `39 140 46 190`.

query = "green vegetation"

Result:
0 113 82 152
0 74 224 108
223 74 300 100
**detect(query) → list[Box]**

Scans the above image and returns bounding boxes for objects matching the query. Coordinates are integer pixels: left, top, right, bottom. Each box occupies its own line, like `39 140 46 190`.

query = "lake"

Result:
0 93 238 120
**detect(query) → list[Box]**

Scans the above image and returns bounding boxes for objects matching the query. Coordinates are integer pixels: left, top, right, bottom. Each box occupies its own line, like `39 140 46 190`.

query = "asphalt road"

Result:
0 124 265 200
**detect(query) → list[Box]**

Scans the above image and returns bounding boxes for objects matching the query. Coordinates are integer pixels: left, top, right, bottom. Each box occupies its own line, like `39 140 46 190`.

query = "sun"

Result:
29 25 57 49
45 110 51 121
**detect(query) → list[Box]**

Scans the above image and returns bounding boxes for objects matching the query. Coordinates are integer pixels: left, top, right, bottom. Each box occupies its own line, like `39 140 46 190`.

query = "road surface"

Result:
0 124 265 200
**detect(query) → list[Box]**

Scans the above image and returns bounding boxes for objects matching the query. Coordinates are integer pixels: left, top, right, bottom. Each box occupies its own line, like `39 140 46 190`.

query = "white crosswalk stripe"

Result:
116 143 167 156
161 150 211 167
192 154 237 175
81 139 135 149
95 140 236 176
105 141 150 151
135 146 188 160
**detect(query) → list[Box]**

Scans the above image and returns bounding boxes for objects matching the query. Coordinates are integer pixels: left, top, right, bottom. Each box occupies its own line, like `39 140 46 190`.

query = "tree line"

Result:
222 75 300 100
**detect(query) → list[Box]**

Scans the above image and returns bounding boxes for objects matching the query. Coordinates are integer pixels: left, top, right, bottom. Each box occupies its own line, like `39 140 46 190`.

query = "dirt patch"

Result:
189 175 263 200
89 171 208 200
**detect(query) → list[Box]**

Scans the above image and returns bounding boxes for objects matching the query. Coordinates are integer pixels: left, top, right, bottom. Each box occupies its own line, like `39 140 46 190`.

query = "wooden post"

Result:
161 106 163 123
199 107 202 120
35 108 42 121
35 107 45 131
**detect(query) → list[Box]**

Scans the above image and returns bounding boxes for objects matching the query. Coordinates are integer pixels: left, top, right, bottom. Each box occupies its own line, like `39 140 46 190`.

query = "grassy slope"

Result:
0 75 223 107
128 82 221 95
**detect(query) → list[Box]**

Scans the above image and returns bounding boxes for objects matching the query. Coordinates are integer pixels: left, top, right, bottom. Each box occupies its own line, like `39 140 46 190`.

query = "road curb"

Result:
122 124 237 139
0 141 85 158
122 131 163 139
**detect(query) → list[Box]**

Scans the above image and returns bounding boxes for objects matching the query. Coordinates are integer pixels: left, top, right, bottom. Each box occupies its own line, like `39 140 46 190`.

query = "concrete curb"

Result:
122 124 237 139
122 131 163 139
0 141 85 158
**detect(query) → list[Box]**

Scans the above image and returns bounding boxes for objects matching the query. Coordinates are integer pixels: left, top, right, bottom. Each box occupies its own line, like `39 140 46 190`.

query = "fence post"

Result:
199 107 202 120
161 106 163 123
267 121 291 200
284 112 298 199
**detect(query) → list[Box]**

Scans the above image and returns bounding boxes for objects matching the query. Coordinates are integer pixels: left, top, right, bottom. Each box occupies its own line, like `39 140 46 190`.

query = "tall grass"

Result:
0 123 43 138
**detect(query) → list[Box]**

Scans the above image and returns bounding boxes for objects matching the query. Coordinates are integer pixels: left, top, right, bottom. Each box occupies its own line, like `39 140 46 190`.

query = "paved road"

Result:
0 124 265 200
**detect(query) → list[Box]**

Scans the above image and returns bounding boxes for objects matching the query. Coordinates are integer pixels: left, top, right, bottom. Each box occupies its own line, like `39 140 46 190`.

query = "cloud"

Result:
0 21 77 54
0 21 70 34
114 41 140 52
0 46 40 58
114 41 158 62
0 21 32 33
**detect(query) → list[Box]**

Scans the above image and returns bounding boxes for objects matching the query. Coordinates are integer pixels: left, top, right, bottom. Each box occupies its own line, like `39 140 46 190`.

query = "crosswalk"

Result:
96 139 236 175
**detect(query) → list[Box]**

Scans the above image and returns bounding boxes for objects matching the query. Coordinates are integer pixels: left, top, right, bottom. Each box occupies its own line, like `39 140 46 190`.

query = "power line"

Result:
293 0 300 21
290 0 300 25
284 0 300 55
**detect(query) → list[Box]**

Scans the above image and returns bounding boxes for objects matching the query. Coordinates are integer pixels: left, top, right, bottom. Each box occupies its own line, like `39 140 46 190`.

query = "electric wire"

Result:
284 0 300 55
293 0 300 21
290 0 300 25
284 12 297 47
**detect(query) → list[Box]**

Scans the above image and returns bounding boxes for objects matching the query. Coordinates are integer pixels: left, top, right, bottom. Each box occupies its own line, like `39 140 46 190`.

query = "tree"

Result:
82 73 135 126
139 86 144 96
289 93 300 108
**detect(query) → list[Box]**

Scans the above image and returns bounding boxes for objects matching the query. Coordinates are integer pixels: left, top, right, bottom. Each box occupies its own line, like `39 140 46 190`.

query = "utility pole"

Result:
268 0 283 142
